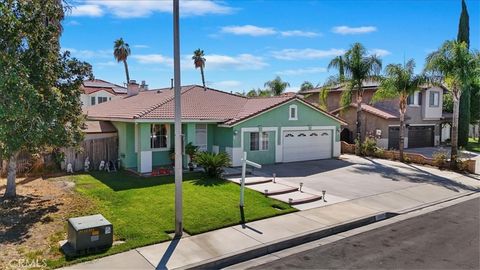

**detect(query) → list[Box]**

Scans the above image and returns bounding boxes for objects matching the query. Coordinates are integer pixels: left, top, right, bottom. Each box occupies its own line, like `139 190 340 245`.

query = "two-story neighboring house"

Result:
300 81 452 149
80 79 128 109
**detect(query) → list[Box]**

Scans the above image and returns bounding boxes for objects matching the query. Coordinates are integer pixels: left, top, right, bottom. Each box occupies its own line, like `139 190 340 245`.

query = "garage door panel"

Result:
283 130 332 162
408 126 434 148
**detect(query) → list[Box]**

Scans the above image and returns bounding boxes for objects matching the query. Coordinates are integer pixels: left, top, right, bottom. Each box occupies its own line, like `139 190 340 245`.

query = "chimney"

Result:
127 80 140 96
140 80 148 91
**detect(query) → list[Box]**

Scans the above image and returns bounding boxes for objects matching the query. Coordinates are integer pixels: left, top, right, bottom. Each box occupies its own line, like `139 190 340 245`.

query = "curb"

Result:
178 212 397 270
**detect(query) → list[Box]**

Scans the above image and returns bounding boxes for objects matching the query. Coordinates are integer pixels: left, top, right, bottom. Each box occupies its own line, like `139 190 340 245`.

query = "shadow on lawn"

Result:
0 195 60 245
191 177 228 187
89 171 202 191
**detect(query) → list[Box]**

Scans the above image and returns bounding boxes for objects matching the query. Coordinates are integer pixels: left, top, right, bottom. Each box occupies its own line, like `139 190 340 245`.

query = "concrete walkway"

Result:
63 169 478 270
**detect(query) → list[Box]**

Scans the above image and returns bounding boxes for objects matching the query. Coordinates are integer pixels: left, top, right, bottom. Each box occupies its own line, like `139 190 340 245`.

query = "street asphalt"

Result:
250 197 480 270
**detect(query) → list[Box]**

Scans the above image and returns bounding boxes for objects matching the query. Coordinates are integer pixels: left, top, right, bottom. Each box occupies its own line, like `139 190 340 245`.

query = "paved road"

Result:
251 197 480 270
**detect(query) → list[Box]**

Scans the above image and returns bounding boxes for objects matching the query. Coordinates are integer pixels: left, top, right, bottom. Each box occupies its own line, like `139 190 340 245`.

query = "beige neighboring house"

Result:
300 81 452 149
80 79 127 109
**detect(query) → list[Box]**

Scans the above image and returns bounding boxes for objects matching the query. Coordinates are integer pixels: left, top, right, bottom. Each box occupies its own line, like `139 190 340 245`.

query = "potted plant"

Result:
185 142 199 171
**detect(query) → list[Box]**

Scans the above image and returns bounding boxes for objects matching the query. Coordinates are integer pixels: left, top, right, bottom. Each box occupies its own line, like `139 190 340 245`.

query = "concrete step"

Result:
269 192 324 205
246 182 299 195
226 176 273 185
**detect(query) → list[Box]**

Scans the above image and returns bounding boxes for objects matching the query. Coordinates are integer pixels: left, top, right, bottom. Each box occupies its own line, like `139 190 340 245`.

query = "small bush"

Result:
359 137 378 156
433 151 448 168
195 152 231 177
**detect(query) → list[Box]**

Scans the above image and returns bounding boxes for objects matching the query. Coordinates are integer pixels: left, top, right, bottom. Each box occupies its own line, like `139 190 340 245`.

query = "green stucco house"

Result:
85 83 346 174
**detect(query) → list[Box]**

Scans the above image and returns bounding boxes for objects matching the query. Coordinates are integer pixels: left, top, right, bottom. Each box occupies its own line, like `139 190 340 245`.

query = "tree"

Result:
326 43 382 147
113 38 131 84
0 1 92 198
264 76 290 96
300 81 314 92
328 55 345 82
246 88 271 97
192 49 206 91
372 60 425 162
457 0 471 147
425 40 479 168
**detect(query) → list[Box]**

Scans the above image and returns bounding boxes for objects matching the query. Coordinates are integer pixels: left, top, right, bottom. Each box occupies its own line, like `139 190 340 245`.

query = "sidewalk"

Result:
63 179 477 270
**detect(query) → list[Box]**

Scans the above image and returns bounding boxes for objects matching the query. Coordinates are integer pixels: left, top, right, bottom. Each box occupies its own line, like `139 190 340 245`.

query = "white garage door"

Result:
283 130 332 162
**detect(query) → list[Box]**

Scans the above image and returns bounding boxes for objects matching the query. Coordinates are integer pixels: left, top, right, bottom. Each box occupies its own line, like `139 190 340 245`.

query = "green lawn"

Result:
48 171 295 268
467 138 480 153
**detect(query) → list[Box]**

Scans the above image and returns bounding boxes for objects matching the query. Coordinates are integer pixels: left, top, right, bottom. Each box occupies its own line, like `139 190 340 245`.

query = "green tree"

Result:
372 60 425 161
113 38 131 84
0 1 92 198
300 81 314 92
457 0 471 147
328 55 345 82
326 43 382 148
264 76 290 96
192 49 207 91
425 40 479 168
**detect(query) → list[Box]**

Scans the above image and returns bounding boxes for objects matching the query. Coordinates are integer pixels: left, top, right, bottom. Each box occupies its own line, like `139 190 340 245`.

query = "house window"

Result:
429 92 439 107
98 97 108 104
195 124 207 151
91 96 96 105
407 92 422 106
151 124 168 149
289 105 298 120
250 132 269 151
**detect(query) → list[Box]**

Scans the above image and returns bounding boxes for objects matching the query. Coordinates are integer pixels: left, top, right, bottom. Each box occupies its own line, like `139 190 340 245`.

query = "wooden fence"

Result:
0 136 118 175
63 136 118 172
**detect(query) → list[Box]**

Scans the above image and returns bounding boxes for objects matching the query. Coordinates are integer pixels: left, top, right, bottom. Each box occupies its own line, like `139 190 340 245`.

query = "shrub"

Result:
433 151 448 168
195 152 231 177
360 137 378 156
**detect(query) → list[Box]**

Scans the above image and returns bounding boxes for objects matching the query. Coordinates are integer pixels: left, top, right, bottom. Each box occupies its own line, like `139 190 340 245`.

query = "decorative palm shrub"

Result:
185 142 199 171
195 152 231 177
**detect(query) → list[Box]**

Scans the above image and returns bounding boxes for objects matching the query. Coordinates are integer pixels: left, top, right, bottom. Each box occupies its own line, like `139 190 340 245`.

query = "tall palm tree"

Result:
328 55 345 82
264 76 290 96
300 81 314 92
424 40 479 168
372 59 425 161
192 49 206 91
326 43 382 146
113 38 131 84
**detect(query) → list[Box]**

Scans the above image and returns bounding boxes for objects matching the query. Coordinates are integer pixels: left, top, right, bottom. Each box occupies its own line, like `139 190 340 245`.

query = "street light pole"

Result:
173 0 183 237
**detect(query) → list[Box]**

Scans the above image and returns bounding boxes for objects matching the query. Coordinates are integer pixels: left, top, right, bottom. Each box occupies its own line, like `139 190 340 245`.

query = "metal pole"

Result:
173 0 183 237
240 152 247 208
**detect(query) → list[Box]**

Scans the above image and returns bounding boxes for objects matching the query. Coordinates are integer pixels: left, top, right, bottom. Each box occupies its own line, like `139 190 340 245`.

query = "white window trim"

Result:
195 124 208 152
250 131 269 152
150 124 170 151
429 91 440 107
289 105 298 120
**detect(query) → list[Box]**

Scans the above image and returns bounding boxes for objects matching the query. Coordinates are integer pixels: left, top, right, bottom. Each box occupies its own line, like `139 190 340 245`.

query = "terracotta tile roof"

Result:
81 79 127 96
86 85 345 125
83 121 117 134
331 103 399 120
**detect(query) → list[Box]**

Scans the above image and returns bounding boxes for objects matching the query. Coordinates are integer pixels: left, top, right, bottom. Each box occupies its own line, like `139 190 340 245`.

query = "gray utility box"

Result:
67 214 113 254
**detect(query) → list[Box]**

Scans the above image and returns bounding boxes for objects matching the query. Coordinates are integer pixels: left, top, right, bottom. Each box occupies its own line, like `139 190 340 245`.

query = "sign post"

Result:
240 152 261 208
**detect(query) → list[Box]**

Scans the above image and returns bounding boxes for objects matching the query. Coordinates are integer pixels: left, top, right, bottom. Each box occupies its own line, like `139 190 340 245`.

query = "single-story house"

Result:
85 83 346 174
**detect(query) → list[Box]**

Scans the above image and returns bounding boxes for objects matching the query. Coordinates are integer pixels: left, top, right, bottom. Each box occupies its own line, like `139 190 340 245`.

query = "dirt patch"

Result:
0 176 95 267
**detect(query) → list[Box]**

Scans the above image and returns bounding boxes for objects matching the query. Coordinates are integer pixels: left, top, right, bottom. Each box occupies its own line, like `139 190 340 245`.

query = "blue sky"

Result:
62 0 480 92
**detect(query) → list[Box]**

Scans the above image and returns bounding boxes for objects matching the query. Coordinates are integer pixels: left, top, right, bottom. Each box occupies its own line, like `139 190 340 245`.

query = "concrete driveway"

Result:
255 155 480 209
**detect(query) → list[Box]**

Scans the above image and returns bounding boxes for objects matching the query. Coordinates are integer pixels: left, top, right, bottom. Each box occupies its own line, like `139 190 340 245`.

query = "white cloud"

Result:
97 61 117 67
280 30 320 37
66 20 81 26
70 4 104 17
276 67 327 76
204 54 268 70
133 44 150 49
369 49 391 57
221 25 276 36
271 48 345 60
132 54 173 64
63 48 111 59
332 26 377 35
76 0 235 18
211 80 242 88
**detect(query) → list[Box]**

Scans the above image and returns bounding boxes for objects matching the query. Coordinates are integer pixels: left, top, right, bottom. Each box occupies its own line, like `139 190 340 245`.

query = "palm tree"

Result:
264 76 290 96
326 43 382 146
372 59 425 161
424 40 479 168
113 38 131 84
300 81 314 92
192 49 206 91
328 55 345 82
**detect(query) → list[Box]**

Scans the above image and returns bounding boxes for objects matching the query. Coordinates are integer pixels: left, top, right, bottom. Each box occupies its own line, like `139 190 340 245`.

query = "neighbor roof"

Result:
300 81 448 94
83 121 117 134
330 103 399 120
85 85 346 126
82 79 127 96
